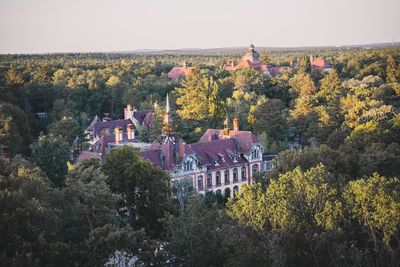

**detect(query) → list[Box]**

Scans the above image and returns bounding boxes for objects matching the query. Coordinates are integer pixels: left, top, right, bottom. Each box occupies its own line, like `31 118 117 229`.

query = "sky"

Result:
0 0 399 54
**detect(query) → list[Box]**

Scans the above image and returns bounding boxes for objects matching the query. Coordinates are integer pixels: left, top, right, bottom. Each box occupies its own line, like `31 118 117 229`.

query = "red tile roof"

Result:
167 67 193 79
311 59 331 70
140 129 260 171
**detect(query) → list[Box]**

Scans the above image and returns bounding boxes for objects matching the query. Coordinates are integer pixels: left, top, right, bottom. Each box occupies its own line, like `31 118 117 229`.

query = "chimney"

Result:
127 124 135 140
114 127 123 144
124 105 134 120
233 117 239 131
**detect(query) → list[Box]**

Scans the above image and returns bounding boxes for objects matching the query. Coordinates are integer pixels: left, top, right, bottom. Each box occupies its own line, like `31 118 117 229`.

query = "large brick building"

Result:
78 96 273 197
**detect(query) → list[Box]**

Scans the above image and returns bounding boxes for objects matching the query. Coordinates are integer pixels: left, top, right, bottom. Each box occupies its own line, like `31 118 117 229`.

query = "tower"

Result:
161 94 175 143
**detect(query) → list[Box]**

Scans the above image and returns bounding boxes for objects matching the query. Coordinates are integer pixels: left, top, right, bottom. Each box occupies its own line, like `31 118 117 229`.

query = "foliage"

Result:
102 146 175 238
30 135 70 187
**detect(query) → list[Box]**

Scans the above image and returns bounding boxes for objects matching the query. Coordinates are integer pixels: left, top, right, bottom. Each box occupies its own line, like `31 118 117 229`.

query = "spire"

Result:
163 94 174 136
166 93 170 114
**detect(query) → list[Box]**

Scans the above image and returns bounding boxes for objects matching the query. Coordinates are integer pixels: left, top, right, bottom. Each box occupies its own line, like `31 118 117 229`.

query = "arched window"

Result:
252 164 259 175
233 168 238 182
241 166 246 181
224 187 231 199
224 170 230 184
251 145 261 159
183 156 194 171
197 175 203 190
207 173 212 188
216 171 221 186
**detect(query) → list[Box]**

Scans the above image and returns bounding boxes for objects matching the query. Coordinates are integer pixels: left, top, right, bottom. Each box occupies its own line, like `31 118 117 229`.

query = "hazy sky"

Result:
1 0 399 54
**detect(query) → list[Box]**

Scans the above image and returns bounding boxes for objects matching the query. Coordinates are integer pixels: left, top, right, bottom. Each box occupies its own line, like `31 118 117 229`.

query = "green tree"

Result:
176 68 210 121
166 197 228 267
102 146 174 237
298 54 311 73
249 98 288 141
0 156 64 267
0 102 31 156
47 116 82 145
31 135 70 187
81 225 157 267
344 173 400 265
318 69 341 104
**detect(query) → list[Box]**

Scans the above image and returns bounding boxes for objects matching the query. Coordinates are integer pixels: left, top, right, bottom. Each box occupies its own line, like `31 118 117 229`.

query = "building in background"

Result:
167 61 194 79
310 56 332 72
221 44 293 77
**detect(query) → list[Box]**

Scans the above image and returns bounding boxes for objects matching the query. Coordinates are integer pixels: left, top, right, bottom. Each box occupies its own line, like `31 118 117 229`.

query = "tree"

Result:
0 102 31 156
207 77 224 128
298 54 311 73
318 69 341 104
386 55 397 83
47 116 82 145
166 197 228 266
289 72 316 98
102 146 174 238
172 177 196 212
0 156 64 267
175 68 210 121
31 135 70 187
344 173 400 265
249 98 288 142
81 225 157 267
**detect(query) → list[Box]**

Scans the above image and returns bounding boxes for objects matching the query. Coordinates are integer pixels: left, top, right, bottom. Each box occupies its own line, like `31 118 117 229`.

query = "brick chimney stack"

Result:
127 124 135 140
114 127 123 144
233 117 239 131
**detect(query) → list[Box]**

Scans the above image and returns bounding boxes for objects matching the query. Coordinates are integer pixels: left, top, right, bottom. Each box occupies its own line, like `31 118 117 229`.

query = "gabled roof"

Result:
198 129 259 153
132 110 153 126
92 119 133 137
140 128 260 171
167 67 193 79
311 59 331 69
85 115 101 133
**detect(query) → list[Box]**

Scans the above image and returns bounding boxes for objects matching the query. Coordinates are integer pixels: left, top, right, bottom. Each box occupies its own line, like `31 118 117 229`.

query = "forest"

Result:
0 46 400 266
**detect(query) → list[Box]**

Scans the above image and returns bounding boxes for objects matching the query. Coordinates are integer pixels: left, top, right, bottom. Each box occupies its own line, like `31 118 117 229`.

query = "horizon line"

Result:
1 40 399 56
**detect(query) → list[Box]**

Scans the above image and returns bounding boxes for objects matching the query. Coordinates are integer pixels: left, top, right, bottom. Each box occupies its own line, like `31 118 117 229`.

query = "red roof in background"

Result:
311 59 331 69
167 67 193 79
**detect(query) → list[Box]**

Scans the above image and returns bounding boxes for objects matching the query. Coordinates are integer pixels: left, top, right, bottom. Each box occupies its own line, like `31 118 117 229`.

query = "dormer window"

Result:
183 156 194 171
233 156 238 163
251 145 261 159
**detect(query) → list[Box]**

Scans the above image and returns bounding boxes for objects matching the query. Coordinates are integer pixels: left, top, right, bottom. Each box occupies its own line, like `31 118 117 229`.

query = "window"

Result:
216 171 221 186
183 156 194 171
224 170 230 184
224 187 231 199
233 168 238 182
241 166 246 181
207 173 212 188
252 164 259 175
251 145 261 159
197 175 203 190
